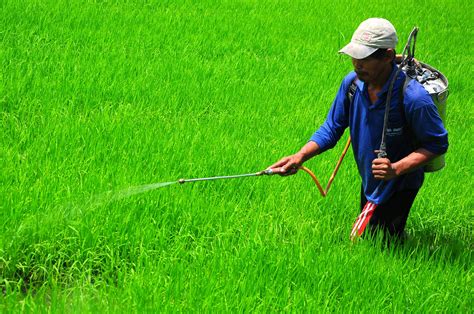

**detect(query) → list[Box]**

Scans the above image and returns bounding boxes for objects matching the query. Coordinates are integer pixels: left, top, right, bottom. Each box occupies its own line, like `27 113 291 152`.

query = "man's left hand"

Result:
372 158 398 180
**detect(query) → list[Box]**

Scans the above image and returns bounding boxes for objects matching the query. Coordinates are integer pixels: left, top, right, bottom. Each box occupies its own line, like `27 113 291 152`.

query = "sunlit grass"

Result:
1 0 472 311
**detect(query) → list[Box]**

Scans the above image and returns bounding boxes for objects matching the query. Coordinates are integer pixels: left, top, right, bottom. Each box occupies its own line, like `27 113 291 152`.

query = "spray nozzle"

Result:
257 169 275 176
263 169 274 175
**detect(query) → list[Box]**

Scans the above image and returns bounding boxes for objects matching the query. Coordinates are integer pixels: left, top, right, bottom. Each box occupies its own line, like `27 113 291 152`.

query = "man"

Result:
268 18 448 240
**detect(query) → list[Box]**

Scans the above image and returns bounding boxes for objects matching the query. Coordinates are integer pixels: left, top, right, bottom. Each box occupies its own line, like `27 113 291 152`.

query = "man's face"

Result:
351 53 391 84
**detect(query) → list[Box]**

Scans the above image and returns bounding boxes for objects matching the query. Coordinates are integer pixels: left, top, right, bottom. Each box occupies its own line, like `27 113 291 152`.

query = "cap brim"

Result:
339 42 378 59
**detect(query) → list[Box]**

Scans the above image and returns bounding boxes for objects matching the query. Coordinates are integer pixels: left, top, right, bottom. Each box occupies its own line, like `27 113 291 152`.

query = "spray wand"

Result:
178 137 352 197
178 169 273 184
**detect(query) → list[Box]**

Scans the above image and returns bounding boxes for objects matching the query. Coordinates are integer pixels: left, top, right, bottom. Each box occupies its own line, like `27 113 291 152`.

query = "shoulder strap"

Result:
347 77 358 107
399 76 411 113
398 76 419 151
379 72 410 158
398 76 412 122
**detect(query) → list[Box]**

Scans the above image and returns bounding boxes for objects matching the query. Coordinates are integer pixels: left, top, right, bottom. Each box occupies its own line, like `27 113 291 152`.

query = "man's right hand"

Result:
267 141 320 176
267 153 305 176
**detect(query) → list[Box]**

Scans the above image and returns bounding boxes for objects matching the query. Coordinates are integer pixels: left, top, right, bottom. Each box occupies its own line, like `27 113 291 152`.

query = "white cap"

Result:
339 18 398 59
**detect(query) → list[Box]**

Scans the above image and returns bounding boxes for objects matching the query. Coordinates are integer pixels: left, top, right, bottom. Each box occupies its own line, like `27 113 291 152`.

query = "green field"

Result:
1 0 473 311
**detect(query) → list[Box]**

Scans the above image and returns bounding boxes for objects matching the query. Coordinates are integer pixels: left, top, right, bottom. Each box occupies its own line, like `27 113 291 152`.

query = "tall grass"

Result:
1 0 472 311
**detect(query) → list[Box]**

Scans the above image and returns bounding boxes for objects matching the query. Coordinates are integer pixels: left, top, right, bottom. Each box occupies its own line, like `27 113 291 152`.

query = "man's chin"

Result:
355 72 368 82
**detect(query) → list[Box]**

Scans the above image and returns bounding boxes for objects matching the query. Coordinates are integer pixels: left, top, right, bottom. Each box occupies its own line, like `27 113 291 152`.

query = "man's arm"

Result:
373 78 449 181
268 141 320 176
267 73 355 176
372 148 437 180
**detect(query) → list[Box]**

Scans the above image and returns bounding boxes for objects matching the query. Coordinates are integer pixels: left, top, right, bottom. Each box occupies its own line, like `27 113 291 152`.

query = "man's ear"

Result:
386 48 396 62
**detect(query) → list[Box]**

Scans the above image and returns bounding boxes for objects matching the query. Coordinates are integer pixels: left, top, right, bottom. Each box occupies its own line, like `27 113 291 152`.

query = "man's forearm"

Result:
296 141 321 163
393 148 438 176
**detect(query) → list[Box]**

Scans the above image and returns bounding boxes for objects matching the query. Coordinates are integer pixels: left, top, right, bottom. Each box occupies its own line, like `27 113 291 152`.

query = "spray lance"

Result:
177 163 347 197
178 169 273 184
178 137 352 197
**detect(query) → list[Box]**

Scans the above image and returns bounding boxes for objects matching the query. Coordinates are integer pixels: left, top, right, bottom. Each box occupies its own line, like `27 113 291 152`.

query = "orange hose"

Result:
299 137 352 197
299 166 326 196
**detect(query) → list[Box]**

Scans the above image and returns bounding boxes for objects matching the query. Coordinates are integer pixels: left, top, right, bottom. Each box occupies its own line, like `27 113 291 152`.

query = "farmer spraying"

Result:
268 18 448 240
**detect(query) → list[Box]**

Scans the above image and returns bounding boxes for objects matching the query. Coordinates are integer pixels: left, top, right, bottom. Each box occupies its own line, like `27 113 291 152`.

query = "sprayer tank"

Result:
399 61 448 172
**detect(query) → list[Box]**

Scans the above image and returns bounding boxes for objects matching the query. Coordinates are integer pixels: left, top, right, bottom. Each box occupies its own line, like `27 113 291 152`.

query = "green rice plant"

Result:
1 0 472 311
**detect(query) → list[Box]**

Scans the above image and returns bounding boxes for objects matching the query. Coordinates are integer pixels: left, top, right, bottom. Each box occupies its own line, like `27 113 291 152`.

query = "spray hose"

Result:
298 137 351 197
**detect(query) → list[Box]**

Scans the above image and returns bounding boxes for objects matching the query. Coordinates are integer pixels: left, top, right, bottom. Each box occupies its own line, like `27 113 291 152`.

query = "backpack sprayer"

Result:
377 27 448 171
396 30 449 171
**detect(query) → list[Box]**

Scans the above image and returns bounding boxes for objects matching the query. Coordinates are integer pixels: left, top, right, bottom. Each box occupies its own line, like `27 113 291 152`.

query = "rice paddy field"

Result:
1 0 473 311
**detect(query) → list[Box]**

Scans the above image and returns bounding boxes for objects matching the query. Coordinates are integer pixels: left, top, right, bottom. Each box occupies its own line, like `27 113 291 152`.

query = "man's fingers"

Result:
372 163 389 170
372 157 390 164
270 166 294 174
269 158 290 169
268 154 303 177
372 170 387 180
280 167 298 176
372 158 390 170
270 167 284 174
372 157 396 181
374 174 390 181
274 162 299 176
281 163 299 172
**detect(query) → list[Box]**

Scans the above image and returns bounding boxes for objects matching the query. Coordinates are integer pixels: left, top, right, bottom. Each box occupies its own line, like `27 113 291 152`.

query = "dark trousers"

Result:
360 187 419 238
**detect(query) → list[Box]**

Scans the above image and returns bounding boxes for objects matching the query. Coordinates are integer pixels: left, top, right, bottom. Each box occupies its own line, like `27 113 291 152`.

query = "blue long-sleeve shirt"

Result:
310 65 448 204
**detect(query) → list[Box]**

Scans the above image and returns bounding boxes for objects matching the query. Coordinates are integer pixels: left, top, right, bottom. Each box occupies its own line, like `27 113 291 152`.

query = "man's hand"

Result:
268 153 305 176
372 157 398 180
267 141 320 176
372 148 438 180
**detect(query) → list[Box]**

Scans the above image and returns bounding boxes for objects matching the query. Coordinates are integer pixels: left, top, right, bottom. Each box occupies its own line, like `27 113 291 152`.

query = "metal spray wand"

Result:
178 169 274 184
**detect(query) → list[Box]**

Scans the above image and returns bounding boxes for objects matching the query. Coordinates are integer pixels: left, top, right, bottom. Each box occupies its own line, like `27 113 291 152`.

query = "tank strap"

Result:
397 76 420 153
399 75 412 114
347 77 358 107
